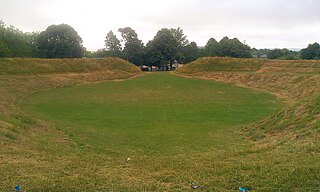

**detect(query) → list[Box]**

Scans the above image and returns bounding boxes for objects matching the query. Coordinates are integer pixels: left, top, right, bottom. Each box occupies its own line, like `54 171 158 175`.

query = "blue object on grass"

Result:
239 187 249 192
15 185 21 191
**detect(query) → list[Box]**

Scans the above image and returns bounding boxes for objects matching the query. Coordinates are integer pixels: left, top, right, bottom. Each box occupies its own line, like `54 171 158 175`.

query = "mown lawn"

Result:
23 73 281 156
21 72 315 191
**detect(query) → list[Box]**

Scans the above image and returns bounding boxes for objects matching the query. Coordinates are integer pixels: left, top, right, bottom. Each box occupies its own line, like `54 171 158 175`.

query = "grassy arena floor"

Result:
23 73 281 156
19 72 312 191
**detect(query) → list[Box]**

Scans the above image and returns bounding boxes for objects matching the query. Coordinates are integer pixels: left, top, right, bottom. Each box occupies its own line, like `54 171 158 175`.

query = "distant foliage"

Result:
2 20 320 62
145 28 179 67
181 41 200 63
204 36 252 58
267 49 299 60
251 48 270 58
118 27 144 66
220 37 252 58
301 42 320 60
105 30 122 57
204 38 221 57
0 20 37 58
36 24 84 58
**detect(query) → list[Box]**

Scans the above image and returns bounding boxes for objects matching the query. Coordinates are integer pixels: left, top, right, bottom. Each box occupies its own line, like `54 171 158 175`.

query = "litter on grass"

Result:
191 185 200 189
191 182 199 189
239 187 249 192
15 185 21 191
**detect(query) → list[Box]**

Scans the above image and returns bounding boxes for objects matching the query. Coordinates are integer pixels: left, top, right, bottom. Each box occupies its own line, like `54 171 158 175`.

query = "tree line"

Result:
252 44 320 60
90 27 252 67
1 20 320 65
0 21 84 58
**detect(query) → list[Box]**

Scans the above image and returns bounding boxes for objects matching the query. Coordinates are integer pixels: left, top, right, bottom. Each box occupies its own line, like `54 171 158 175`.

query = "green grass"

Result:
178 57 266 73
178 57 320 74
0 57 139 75
1 58 318 191
23 73 281 157
1 72 315 191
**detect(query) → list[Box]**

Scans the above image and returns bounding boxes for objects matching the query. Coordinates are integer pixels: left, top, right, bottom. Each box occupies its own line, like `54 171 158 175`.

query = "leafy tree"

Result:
90 49 109 58
204 38 221 56
118 27 144 65
169 27 189 62
0 20 10 57
219 37 252 58
36 24 84 58
0 20 36 57
251 48 270 58
198 47 207 58
181 41 199 63
105 30 122 57
268 49 288 59
267 48 299 60
25 32 40 57
170 27 189 47
145 28 179 68
301 42 320 60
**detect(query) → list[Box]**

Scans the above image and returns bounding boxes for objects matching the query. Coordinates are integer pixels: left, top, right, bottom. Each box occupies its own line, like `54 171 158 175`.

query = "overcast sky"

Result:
1 0 320 51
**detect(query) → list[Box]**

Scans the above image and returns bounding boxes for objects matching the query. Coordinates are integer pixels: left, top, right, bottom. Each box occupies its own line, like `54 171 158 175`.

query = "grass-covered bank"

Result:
0 57 139 75
177 57 320 141
176 57 320 191
0 57 319 191
0 57 140 141
178 57 320 74
0 58 141 190
18 72 286 191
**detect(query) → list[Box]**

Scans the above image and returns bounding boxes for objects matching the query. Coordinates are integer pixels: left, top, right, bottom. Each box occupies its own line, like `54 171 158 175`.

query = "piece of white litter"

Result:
126 157 131 162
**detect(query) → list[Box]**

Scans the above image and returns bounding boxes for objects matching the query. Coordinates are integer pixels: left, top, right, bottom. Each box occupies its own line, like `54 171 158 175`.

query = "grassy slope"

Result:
0 58 140 140
178 57 320 141
18 73 286 191
0 58 141 190
0 57 138 75
0 57 319 191
177 57 320 190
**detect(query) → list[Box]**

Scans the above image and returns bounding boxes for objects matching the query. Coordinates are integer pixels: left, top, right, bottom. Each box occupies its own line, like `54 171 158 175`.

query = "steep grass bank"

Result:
0 57 140 140
2 73 290 191
176 57 320 191
0 58 141 190
0 57 138 75
177 57 320 143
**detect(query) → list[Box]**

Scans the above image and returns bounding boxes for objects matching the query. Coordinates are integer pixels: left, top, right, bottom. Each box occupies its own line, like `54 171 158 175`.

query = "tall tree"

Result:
145 28 179 68
301 42 320 60
182 41 200 63
0 20 36 57
0 20 10 57
219 37 252 58
204 38 221 56
170 27 189 62
25 32 39 57
105 30 122 57
118 27 144 65
36 24 84 58
170 27 189 47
